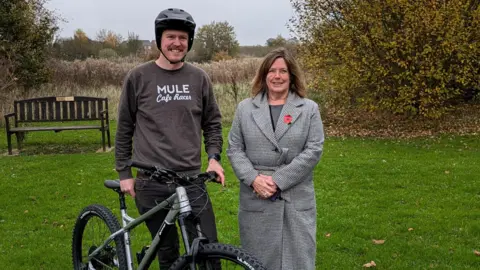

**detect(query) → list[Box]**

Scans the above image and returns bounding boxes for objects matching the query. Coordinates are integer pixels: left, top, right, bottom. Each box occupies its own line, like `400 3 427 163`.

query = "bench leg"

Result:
101 129 106 152
17 132 22 151
7 132 12 155
107 128 111 148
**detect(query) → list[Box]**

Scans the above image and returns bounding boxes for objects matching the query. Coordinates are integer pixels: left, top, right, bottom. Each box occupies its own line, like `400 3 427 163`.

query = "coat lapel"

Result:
274 93 304 141
252 93 279 149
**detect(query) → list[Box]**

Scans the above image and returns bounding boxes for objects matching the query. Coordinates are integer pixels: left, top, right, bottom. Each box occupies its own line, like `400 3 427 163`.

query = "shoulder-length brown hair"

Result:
251 47 306 97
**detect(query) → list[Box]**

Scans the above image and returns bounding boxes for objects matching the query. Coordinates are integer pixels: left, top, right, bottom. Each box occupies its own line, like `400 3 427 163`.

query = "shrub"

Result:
291 0 480 118
0 0 59 90
98 48 118 59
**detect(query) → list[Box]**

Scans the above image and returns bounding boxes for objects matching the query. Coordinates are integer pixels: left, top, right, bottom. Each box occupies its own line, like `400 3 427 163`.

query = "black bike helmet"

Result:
155 8 196 52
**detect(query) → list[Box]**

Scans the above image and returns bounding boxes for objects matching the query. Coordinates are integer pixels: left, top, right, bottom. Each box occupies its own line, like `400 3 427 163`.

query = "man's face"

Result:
161 29 189 62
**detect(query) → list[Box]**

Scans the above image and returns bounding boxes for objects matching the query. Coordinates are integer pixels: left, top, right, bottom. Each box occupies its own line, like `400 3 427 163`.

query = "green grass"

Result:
0 123 479 269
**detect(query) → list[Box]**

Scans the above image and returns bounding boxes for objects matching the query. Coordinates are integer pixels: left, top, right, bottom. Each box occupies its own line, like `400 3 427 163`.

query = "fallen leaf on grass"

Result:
24 210 28 214
408 228 414 231
372 239 385 245
325 233 331 238
445 170 450 174
474 250 480 256
363 261 376 268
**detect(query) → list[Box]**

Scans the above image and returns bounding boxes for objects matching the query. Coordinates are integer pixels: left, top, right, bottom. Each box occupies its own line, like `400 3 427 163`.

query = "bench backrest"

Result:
13 96 109 123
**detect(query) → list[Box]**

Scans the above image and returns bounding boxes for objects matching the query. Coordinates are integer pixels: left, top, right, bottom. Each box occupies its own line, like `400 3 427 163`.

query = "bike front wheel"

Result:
72 204 128 270
169 243 266 270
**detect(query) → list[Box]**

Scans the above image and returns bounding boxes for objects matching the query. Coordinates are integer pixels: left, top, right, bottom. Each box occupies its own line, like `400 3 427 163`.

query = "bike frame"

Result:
87 186 202 270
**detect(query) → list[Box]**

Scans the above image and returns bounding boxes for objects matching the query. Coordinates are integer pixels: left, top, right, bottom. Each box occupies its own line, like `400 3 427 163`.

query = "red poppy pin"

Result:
284 114 293 125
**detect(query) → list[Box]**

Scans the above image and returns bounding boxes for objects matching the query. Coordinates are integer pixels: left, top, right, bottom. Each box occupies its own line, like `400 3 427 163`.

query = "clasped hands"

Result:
252 174 278 199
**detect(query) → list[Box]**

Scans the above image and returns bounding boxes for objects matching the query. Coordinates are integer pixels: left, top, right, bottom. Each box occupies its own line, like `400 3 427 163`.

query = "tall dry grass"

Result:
48 57 262 88
0 57 262 126
199 58 261 85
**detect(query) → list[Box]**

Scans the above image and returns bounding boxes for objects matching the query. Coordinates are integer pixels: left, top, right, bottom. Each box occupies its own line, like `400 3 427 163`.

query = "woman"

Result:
227 47 324 269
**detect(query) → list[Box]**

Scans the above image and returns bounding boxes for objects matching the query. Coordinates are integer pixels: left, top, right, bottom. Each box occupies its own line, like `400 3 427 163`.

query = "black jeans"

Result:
134 176 218 269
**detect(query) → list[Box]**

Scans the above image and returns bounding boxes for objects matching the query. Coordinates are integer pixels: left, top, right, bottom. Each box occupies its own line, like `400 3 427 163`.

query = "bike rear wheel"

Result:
72 204 128 270
169 243 266 270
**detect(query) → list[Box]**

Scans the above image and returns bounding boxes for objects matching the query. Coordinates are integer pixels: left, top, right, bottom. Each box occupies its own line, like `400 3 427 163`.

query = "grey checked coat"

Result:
227 91 324 270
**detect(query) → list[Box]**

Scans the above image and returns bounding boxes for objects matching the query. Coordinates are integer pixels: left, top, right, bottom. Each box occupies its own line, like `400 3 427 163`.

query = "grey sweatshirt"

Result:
115 61 223 180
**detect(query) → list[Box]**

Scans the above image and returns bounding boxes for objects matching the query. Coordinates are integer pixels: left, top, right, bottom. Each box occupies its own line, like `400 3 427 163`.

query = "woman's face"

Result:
266 57 290 95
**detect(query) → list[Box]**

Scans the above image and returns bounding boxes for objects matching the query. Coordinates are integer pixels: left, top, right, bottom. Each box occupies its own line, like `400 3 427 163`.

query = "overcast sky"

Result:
46 0 295 46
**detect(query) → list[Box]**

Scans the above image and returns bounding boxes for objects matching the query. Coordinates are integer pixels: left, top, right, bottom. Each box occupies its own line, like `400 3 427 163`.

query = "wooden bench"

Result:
4 96 111 155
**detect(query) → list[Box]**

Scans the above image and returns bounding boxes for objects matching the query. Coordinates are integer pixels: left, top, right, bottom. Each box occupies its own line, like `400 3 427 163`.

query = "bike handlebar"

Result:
127 160 218 186
129 160 156 171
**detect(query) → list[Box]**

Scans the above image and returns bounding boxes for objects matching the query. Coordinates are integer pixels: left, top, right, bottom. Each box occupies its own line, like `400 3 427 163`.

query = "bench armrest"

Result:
99 110 110 124
4 113 15 131
99 110 108 127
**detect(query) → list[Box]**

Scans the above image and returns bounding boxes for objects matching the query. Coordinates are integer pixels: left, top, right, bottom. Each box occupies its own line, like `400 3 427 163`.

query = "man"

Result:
115 8 225 269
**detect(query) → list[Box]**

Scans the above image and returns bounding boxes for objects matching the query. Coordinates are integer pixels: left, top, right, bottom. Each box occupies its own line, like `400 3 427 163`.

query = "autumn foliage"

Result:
291 0 480 118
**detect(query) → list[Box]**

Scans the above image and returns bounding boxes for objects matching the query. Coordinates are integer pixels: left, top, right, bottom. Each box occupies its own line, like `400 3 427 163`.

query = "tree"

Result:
74 28 89 42
291 0 480 118
0 0 59 90
120 32 143 56
0 54 17 98
266 34 298 55
193 21 239 62
266 35 287 47
95 29 108 43
96 29 123 48
51 29 100 60
71 28 96 59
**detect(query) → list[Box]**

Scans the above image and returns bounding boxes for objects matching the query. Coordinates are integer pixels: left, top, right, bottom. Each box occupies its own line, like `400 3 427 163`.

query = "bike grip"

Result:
129 160 155 171
207 171 218 181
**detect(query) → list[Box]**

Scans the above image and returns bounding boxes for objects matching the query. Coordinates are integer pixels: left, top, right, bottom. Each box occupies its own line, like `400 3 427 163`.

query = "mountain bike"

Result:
71 160 266 269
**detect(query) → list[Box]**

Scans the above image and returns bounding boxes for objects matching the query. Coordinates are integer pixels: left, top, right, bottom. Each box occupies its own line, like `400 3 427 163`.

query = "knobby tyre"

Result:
169 243 266 270
72 204 128 270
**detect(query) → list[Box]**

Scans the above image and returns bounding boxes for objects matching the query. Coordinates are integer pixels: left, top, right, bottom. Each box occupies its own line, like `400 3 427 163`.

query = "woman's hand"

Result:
252 174 277 199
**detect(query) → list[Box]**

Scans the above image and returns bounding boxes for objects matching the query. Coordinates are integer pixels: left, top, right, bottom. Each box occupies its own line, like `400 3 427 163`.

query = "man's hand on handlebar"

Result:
206 159 225 186
127 160 224 187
